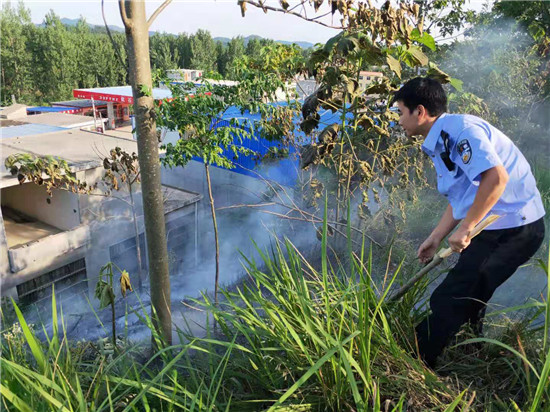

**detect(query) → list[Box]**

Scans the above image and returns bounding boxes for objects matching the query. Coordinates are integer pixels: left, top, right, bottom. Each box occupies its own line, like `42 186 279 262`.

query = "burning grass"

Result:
1 216 549 411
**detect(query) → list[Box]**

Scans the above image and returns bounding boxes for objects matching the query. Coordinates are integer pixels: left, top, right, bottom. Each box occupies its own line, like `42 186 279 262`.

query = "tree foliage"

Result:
239 0 461 222
4 153 94 198
157 80 263 302
0 3 297 105
158 82 257 169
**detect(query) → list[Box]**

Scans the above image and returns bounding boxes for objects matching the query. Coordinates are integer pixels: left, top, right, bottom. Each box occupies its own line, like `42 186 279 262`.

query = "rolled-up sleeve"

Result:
452 125 503 183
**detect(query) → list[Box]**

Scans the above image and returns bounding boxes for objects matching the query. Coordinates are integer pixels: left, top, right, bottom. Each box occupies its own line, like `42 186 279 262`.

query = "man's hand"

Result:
448 226 472 253
417 235 441 264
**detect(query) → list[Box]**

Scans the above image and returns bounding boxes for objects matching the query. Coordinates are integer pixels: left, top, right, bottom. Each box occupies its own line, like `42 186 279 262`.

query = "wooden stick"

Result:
387 215 501 303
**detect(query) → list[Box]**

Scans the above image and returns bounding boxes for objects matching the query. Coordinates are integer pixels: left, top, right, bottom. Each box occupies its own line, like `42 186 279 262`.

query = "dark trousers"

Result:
416 217 546 367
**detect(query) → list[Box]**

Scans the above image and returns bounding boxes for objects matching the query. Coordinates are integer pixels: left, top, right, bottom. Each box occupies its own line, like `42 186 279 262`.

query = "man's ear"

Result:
416 104 427 119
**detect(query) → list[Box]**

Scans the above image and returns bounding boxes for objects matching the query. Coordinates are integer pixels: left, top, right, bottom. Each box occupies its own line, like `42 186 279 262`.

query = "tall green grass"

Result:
1 218 549 411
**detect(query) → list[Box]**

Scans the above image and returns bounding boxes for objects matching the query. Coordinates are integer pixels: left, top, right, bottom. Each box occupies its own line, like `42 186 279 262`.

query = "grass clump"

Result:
1 215 550 411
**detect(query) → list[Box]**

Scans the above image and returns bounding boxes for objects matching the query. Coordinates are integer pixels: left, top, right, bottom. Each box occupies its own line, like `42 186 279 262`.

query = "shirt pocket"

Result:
434 155 459 196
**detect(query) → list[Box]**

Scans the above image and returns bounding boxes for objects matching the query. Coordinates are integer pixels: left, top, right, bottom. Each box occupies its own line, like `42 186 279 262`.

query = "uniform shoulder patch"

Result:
457 139 472 164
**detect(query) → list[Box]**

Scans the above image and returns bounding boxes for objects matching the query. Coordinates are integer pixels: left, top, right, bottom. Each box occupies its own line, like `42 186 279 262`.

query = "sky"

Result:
16 0 338 44
10 0 489 45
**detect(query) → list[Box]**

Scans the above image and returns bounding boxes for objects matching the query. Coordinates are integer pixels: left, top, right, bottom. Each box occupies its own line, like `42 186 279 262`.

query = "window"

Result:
17 258 87 306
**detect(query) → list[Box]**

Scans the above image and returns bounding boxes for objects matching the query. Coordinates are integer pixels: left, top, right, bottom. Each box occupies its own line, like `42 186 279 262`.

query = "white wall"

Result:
1 183 80 231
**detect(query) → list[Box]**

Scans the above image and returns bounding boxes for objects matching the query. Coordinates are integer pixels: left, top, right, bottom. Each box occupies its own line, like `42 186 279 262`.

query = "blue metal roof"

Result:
27 106 76 113
1 124 68 139
205 102 354 186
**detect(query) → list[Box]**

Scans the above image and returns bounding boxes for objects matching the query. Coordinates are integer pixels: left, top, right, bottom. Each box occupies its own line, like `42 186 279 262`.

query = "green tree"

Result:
245 37 274 57
415 0 477 37
174 33 192 68
190 29 217 72
245 37 262 56
28 11 79 102
74 20 128 89
494 1 550 38
215 41 227 76
157 81 257 303
434 1 550 156
150 32 179 74
73 17 98 88
223 36 246 79
0 2 34 104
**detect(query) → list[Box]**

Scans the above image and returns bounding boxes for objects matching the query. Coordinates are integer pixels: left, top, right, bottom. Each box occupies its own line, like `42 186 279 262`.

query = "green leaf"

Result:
449 77 463 92
426 62 451 84
95 280 114 309
0 383 33 412
323 66 340 86
455 337 540 379
323 32 343 54
531 347 550 411
11 299 47 373
139 84 152 97
442 389 467 411
336 35 359 56
528 22 545 41
411 28 436 51
386 54 401 78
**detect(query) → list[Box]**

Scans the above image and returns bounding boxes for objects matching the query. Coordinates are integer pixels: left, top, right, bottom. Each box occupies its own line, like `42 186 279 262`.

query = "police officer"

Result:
393 77 546 368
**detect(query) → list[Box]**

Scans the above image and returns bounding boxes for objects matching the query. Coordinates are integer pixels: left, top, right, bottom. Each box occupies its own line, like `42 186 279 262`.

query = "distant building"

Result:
358 71 384 91
52 99 111 126
72 86 172 130
166 69 203 82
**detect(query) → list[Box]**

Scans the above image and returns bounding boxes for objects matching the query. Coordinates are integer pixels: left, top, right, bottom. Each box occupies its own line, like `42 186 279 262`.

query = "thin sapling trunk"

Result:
204 163 220 305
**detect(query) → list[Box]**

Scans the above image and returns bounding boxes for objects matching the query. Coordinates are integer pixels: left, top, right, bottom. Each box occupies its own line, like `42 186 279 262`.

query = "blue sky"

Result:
14 0 488 44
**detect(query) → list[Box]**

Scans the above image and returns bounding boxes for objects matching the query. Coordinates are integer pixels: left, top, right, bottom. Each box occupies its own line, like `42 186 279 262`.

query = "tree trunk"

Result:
204 163 220 305
120 0 172 345
129 187 144 292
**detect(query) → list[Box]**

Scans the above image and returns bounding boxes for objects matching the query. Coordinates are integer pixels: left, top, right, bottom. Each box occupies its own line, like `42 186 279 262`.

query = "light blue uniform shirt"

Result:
422 113 545 230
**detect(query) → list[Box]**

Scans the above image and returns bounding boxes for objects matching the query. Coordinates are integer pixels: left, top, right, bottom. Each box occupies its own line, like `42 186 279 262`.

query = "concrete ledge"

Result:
8 224 90 273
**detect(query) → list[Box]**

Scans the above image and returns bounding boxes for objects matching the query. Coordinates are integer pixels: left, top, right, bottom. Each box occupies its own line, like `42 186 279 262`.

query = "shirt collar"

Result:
422 112 447 154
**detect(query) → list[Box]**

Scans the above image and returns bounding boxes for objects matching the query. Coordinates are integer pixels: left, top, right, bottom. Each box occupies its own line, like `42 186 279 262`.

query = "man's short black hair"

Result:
392 77 447 116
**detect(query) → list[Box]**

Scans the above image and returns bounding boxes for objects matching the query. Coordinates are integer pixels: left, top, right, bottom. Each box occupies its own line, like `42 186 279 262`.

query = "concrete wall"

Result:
1 183 80 231
1 240 87 295
7 225 89 274
0 208 14 295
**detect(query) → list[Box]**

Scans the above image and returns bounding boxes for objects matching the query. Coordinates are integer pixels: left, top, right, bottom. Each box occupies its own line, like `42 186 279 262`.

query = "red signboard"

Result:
73 89 134 104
